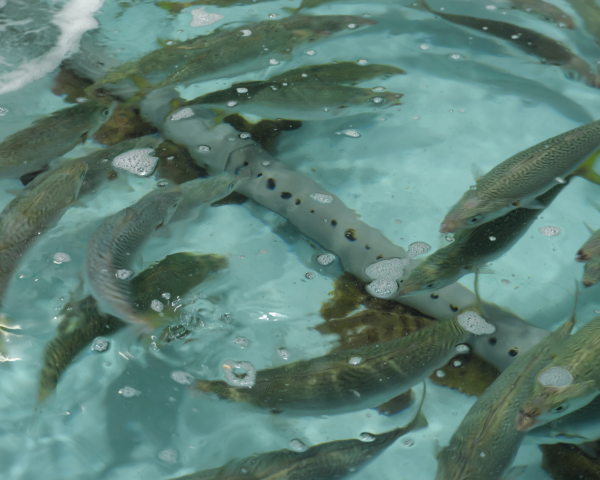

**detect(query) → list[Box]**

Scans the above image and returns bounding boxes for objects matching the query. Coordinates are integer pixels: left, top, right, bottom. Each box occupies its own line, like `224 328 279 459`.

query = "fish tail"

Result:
282 6 299 13
408 0 433 13
155 1 187 14
571 150 600 185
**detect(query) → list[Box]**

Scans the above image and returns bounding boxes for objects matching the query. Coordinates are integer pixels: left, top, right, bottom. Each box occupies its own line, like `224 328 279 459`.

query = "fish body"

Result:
508 0 575 28
182 83 401 120
0 101 113 178
169 388 424 480
441 119 600 233
582 258 600 287
576 217 600 287
0 161 89 302
516 316 600 431
195 311 492 413
156 15 377 89
436 309 575 480
400 184 565 296
38 252 227 402
174 171 238 218
85 189 183 329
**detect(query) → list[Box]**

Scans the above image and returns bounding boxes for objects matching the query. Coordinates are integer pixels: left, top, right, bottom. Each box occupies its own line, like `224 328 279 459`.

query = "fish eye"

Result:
552 405 565 413
467 215 483 224
103 109 110 116
426 283 435 288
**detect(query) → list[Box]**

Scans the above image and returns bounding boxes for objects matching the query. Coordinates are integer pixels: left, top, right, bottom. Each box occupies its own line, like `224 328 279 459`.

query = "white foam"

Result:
0 0 104 95
190 7 224 27
222 360 256 388
457 310 496 335
538 366 573 387
365 257 408 299
171 108 194 121
310 193 334 204
112 148 158 177
170 371 194 385
408 241 431 258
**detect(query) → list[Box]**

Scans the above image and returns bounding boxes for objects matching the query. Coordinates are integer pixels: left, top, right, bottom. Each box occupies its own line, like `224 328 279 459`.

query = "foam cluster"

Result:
222 360 256 388
113 148 158 176
457 311 496 335
365 258 408 299
537 366 573 387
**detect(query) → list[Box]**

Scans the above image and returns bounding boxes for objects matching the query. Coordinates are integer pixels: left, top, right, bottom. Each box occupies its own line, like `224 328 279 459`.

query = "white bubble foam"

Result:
359 432 375 442
158 449 178 463
407 241 431 258
344 130 360 138
113 148 158 177
236 87 248 93
310 193 334 204
234 336 249 348
222 360 256 388
277 348 289 360
289 439 306 451
316 253 335 266
116 269 133 280
0 107 8 116
366 278 398 298
436 370 445 378
119 386 141 398
456 344 470 353
269 58 280 65
457 311 496 335
171 107 194 121
239 29 252 36
190 6 223 27
539 226 561 237
171 371 194 385
538 366 573 388
349 356 363 365
150 299 163 312
92 337 109 352
53 252 71 264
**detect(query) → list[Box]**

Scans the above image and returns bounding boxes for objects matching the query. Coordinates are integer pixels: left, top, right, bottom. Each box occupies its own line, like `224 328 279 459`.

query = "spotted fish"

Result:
440 121 600 233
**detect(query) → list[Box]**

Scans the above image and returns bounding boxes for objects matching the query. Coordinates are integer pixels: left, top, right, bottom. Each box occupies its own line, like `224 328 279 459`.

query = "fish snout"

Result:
576 249 589 262
583 278 597 287
515 409 537 432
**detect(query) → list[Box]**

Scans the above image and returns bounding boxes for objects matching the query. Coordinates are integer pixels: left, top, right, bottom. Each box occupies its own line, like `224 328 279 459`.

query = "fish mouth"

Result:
583 278 597 287
439 222 454 234
515 410 537 432
576 250 589 262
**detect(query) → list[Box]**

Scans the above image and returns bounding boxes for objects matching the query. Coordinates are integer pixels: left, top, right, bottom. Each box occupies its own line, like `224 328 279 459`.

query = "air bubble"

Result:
456 344 470 353
116 269 133 280
555 177 566 184
408 241 431 258
348 23 357 29
436 370 446 378
151 299 164 312
511 33 521 39
240 29 252 36
448 53 463 60
289 439 306 451
237 87 249 93
277 348 289 360
349 356 363 365
171 108 194 121
453 360 462 367
445 234 455 243
358 59 368 65
165 40 173 45
419 44 430 51
171 371 194 385
485 4 497 9
316 253 335 266
198 145 211 152
404 439 415 447
113 148 158 176
119 386 141 398
92 337 109 352
412 115 419 120
359 432 375 442
0 107 8 116
305 50 316 56
344 130 360 138
489 236 496 241
538 366 573 387
372 97 385 104
269 58 280 65
190 7 223 27
162 292 171 300
227 101 238 107
269 13 279 18
310 193 334 204
239 133 251 139
539 226 561 237
373 87 386 92
234 336 249 348
222 360 256 388
457 311 496 335
305 272 316 279
53 252 71 264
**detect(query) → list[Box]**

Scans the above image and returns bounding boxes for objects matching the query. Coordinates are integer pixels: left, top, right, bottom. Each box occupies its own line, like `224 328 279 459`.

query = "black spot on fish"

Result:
450 304 459 312
257 173 263 177
281 192 292 199
377 254 384 259
310 209 315 213
344 229 357 241
267 178 276 190
509 347 519 357
488 337 497 346
331 219 337 226
430 293 439 299
295 198 301 205
243 161 249 166
365 244 371 250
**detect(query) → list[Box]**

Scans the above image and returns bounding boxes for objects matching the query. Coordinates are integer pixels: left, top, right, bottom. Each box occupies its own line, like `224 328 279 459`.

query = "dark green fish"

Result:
194 307 494 413
267 61 405 85
436 297 576 480
412 0 596 88
0 100 113 179
576 204 600 287
508 0 575 28
441 122 600 233
38 252 227 402
399 182 566 296
169 386 425 480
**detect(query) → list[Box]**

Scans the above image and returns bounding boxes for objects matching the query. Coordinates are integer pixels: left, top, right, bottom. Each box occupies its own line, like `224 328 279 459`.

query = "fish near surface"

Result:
38 252 227 402
0 100 113 179
156 15 377 89
575 210 600 287
400 182 566 296
507 0 575 29
194 305 494 413
411 0 596 87
85 189 183 330
436 298 576 480
515 315 600 432
0 161 88 304
169 386 425 480
181 82 401 120
440 119 600 233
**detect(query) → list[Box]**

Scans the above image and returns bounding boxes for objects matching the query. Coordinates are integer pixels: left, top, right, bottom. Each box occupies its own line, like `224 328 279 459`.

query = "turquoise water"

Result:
1 0 600 478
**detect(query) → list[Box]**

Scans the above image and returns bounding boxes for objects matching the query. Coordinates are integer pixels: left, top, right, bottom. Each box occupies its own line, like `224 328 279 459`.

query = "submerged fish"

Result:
0 100 113 179
156 0 274 12
38 252 227 402
507 0 575 29
180 82 401 120
155 15 377 89
515 314 600 432
267 61 405 85
576 213 600 287
436 297 576 480
440 121 600 233
194 304 494 413
400 183 566 296
0 161 89 303
411 0 596 88
169 386 425 480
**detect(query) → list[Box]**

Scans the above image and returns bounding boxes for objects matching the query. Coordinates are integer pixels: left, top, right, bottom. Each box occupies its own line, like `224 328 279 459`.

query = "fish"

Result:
155 15 377 89
576 211 600 287
168 385 425 480
156 0 274 12
194 303 494 413
411 0 597 88
38 252 227 402
515 314 600 432
0 100 114 179
582 258 600 287
0 161 89 304
564 0 600 47
179 82 402 120
84 189 183 330
399 182 566 296
440 121 600 233
435 296 576 480
507 0 575 29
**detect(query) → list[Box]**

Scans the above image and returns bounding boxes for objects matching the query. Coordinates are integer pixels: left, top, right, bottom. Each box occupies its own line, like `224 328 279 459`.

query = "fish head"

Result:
144 190 183 230
398 261 456 296
583 260 600 287
440 190 506 233
206 171 243 202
